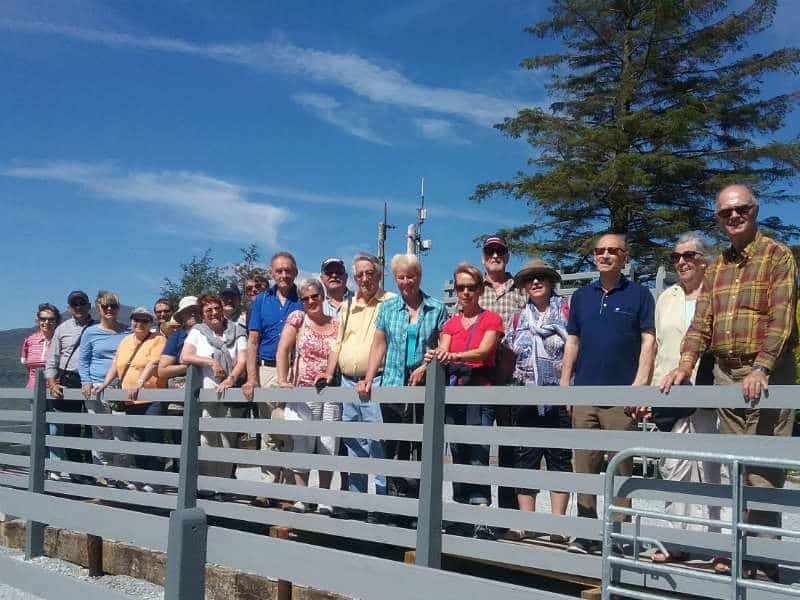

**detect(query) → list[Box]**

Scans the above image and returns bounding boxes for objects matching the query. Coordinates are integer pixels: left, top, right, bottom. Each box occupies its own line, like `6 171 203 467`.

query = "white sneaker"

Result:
48 472 61 481
125 481 140 491
317 504 333 516
286 501 308 513
142 484 158 493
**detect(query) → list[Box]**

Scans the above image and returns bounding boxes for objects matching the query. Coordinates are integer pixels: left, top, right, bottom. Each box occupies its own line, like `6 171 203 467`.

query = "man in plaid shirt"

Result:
662 184 797 579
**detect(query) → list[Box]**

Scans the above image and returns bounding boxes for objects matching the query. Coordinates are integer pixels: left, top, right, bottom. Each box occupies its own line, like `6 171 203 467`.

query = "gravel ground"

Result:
0 545 163 600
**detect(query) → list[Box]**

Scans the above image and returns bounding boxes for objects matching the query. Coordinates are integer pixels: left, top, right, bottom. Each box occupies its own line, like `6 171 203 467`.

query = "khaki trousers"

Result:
714 357 795 536
572 405 636 519
258 366 292 484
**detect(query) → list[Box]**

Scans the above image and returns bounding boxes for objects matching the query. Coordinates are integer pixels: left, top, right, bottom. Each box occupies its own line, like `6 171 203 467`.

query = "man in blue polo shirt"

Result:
244 251 304 492
560 232 655 554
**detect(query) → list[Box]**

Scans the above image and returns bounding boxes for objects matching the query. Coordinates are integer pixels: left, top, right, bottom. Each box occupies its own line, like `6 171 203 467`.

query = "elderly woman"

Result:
21 303 60 389
428 263 503 538
500 259 572 537
158 296 200 388
650 233 720 562
181 294 247 490
95 307 167 491
79 291 129 478
360 254 447 520
276 278 340 514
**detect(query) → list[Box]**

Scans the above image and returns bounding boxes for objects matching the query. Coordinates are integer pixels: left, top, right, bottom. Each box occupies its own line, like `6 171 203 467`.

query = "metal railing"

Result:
0 366 798 599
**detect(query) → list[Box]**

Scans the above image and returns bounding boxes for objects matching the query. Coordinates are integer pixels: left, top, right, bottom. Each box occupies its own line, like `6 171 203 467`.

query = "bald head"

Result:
716 184 758 210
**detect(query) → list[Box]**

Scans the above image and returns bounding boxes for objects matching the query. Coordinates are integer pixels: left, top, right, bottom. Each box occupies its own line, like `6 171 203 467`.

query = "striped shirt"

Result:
374 291 448 387
679 231 798 372
20 332 52 389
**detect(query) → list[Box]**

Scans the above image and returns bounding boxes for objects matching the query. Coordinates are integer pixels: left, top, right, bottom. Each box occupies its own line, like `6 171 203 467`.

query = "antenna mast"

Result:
377 201 395 289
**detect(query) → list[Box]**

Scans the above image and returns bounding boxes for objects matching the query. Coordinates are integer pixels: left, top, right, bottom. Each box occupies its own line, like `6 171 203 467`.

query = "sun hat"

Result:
173 296 198 320
512 259 562 289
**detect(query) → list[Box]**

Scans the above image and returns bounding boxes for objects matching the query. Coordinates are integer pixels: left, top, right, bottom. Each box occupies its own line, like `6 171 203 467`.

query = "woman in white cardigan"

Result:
651 232 720 562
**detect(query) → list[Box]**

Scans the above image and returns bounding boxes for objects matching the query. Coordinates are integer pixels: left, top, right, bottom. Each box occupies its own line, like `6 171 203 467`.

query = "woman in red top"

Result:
20 303 60 389
427 263 503 538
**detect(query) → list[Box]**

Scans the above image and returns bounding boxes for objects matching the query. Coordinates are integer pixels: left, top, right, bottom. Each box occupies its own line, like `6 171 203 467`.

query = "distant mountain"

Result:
0 305 136 388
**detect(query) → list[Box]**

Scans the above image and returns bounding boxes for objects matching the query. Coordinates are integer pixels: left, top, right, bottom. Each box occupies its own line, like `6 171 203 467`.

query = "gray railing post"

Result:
165 365 207 600
25 369 47 560
416 358 446 568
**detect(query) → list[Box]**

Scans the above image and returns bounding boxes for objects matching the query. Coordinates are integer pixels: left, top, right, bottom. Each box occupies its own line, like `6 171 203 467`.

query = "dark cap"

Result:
220 280 241 297
482 236 508 251
130 306 155 322
67 290 89 305
321 257 345 272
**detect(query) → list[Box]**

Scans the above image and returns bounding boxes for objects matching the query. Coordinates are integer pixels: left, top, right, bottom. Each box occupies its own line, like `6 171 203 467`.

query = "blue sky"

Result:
1 1 798 330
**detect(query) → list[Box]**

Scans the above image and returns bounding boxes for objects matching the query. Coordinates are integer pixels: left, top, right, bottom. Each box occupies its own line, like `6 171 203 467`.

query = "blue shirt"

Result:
78 324 129 385
248 285 304 361
163 329 189 359
374 290 447 387
566 276 655 386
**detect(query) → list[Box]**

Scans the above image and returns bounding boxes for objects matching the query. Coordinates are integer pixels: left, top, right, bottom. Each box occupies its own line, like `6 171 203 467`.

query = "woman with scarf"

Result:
426 263 503 539
181 294 247 489
500 259 572 534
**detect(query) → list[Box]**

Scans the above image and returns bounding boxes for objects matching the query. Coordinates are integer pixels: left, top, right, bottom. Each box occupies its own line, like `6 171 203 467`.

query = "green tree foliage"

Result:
161 249 227 304
473 0 800 277
233 243 271 289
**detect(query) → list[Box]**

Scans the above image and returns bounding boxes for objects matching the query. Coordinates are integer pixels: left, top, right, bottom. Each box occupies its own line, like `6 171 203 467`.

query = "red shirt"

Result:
442 310 504 368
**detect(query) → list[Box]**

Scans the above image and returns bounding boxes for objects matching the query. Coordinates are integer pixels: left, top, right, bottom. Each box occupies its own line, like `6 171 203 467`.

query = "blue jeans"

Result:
48 396 84 463
126 402 166 472
341 375 386 495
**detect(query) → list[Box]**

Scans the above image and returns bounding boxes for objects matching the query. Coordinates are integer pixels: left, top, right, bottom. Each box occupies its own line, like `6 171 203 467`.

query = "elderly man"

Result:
328 253 395 520
477 236 527 518
320 257 355 317
661 184 797 580
45 290 97 478
244 252 304 498
561 232 656 555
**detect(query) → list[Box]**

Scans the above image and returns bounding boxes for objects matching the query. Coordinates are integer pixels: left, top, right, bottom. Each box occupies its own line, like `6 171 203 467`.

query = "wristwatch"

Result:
751 365 770 376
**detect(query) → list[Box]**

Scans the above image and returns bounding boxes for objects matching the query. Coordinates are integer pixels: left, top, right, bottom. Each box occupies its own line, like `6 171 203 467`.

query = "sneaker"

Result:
142 484 160 494
251 496 274 508
567 538 601 555
285 501 308 513
444 522 473 537
125 481 140 491
316 504 333 516
473 524 498 540
48 472 62 482
70 474 95 485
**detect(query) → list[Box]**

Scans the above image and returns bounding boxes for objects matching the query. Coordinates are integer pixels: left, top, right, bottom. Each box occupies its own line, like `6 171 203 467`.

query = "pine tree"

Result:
473 0 800 276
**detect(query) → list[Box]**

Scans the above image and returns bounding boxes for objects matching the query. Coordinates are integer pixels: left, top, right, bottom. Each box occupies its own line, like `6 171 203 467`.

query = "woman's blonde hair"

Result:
95 290 119 307
390 253 421 276
453 262 484 293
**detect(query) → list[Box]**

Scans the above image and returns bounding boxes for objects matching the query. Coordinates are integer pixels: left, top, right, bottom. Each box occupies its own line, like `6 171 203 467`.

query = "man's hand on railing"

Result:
48 380 64 399
741 369 768 403
659 367 691 394
81 384 93 400
357 378 372 399
242 380 258 401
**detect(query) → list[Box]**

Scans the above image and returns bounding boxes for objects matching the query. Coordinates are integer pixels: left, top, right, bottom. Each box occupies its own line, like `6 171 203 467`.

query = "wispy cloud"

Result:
413 118 470 145
2 159 508 227
0 18 528 127
292 92 391 146
1 161 289 245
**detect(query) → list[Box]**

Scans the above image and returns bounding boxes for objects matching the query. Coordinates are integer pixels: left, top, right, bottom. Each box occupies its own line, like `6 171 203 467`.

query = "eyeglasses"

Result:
716 204 755 219
245 285 257 293
455 284 479 292
593 247 626 256
101 303 119 311
323 268 345 277
38 316 57 323
483 247 507 257
355 271 376 280
69 300 88 308
300 293 321 303
670 251 703 263
203 306 222 314
131 317 151 324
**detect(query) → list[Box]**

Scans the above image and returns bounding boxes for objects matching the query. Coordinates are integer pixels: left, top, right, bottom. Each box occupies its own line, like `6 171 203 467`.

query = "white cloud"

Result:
292 92 391 146
1 161 289 245
413 118 470 145
0 18 528 127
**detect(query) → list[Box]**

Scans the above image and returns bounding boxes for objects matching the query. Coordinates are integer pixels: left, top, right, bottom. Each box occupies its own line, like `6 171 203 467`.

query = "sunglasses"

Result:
323 268 345 276
670 251 703 263
131 316 151 323
483 247 508 257
455 284 479 292
101 303 119 310
594 246 626 256
716 204 755 219
69 300 89 308
203 305 223 314
300 293 321 303
38 316 57 323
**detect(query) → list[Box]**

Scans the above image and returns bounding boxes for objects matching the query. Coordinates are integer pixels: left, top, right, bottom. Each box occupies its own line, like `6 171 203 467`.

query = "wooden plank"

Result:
269 526 292 600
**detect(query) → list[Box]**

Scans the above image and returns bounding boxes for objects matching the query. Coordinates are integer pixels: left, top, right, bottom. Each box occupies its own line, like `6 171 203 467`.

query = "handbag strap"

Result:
462 310 485 351
119 335 150 385
62 323 90 371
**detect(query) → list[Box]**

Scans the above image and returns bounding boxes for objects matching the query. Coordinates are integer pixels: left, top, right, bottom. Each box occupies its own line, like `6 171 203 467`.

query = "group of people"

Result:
20 184 797 578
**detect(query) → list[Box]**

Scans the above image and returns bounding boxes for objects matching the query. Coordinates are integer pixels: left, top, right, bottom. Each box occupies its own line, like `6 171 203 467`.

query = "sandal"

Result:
712 557 731 574
652 549 688 563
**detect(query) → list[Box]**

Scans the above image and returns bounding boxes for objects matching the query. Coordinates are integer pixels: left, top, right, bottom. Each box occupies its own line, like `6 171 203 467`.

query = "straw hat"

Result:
173 296 199 320
512 259 561 289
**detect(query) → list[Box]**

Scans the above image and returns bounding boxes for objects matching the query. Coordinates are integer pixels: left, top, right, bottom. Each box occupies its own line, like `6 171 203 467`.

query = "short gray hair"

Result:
297 278 324 297
717 184 759 207
352 252 381 274
675 232 714 258
390 253 421 276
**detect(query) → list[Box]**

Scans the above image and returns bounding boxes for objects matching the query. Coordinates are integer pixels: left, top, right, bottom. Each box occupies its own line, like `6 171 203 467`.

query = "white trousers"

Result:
659 408 721 531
